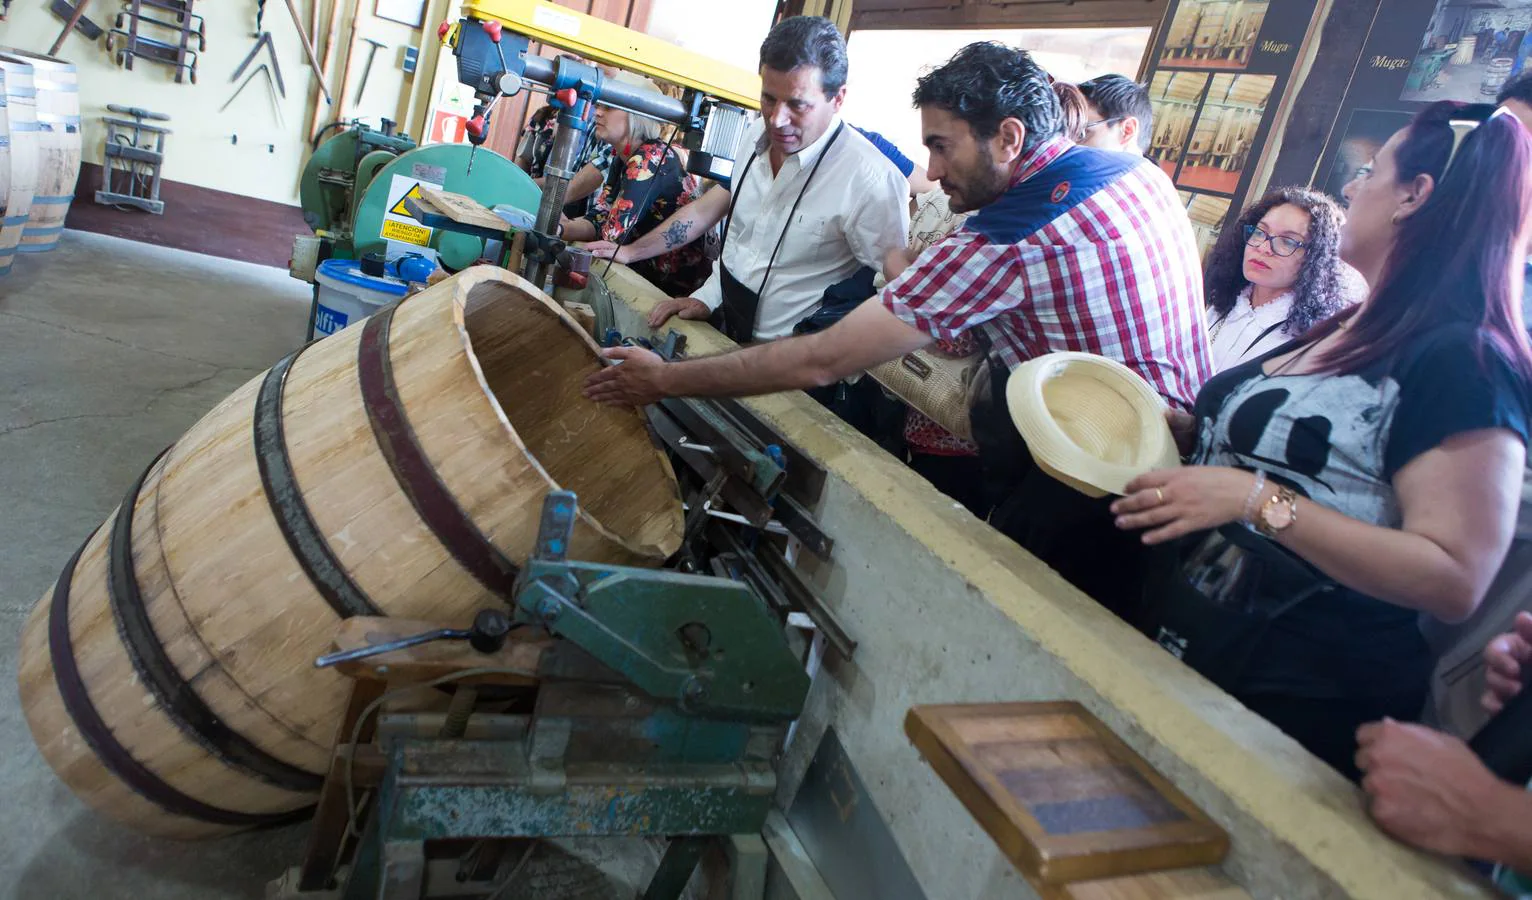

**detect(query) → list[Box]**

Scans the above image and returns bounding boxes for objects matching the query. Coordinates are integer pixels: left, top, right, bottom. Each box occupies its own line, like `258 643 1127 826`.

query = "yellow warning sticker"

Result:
389 183 427 218
382 219 432 246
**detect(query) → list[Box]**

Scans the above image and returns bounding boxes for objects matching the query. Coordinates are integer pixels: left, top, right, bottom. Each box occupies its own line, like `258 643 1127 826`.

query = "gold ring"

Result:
1155 487 1165 505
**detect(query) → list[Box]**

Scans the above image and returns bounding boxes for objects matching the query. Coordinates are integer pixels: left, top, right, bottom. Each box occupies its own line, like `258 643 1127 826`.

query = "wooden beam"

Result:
851 0 1166 30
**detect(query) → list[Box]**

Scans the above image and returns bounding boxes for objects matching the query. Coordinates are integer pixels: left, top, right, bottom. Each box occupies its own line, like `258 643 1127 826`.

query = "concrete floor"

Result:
0 232 676 899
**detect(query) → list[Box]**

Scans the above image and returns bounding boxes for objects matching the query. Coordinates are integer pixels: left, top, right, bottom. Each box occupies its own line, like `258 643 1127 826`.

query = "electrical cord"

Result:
332 664 540 887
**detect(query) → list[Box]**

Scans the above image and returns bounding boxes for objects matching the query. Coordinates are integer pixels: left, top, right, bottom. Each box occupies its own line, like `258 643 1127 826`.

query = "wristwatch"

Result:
1254 486 1299 538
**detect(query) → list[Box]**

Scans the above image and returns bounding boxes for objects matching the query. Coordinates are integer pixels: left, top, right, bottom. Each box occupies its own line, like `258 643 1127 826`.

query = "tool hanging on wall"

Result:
48 0 104 47
222 62 285 128
306 0 346 142
231 30 286 98
107 0 203 83
48 0 94 55
280 0 332 104
96 105 171 214
352 37 388 105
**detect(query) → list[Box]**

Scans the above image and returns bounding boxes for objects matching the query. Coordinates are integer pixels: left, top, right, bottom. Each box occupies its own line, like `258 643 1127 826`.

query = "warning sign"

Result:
388 182 428 217
382 173 443 260
382 219 432 246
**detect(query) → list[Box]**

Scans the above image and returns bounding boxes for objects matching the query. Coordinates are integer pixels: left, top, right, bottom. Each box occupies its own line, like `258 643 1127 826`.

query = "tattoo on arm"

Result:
662 219 692 250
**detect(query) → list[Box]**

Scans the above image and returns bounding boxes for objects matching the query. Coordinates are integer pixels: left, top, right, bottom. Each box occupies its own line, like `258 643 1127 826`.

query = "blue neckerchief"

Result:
966 146 1143 245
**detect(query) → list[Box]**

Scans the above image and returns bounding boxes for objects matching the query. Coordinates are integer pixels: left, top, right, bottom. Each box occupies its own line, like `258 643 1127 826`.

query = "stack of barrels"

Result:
0 48 82 275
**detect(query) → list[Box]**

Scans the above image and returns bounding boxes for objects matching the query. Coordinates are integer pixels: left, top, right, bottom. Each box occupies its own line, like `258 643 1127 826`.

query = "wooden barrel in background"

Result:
17 267 685 838
0 50 79 253
0 57 38 275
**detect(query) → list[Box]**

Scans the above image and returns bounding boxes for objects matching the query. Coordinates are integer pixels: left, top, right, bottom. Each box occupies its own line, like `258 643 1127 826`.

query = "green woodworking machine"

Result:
269 332 854 899
295 120 540 273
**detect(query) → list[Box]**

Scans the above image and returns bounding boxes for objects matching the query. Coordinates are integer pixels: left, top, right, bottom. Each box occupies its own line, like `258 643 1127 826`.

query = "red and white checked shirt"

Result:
881 138 1213 410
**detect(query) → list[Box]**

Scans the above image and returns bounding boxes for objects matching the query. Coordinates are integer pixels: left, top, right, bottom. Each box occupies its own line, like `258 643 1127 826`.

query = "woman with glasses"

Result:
1203 187 1365 371
1109 101 1532 779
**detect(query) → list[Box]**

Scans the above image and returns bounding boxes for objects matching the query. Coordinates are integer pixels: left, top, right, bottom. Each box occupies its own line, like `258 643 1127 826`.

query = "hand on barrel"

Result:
584 346 669 407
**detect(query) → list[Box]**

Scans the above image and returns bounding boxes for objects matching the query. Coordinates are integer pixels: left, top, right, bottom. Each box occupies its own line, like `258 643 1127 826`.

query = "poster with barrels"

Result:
1140 0 1323 255
0 47 82 273
1308 0 1518 207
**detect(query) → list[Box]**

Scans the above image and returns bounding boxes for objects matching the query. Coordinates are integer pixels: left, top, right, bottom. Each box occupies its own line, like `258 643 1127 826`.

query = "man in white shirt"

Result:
646 16 910 342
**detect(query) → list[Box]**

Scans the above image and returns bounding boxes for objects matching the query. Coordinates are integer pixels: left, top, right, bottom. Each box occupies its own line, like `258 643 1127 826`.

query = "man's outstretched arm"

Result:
582 299 932 405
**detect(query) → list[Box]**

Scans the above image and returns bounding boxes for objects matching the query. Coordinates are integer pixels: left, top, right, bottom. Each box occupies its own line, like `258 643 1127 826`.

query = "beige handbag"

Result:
867 347 984 441
867 188 983 439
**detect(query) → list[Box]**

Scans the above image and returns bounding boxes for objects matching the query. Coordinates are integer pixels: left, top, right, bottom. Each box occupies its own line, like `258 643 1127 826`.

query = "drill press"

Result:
441 0 758 288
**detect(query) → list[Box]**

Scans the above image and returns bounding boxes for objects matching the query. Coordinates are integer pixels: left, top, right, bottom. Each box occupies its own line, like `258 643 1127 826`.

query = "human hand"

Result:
646 297 710 330
1166 409 1197 457
582 346 669 407
584 240 630 264
1110 466 1260 545
1355 718 1506 857
1484 610 1532 714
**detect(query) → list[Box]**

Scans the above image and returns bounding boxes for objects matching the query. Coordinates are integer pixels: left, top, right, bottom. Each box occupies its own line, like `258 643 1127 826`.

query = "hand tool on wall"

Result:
307 0 346 142
48 0 93 55
49 0 104 42
281 0 333 104
222 62 284 127
108 0 203 83
352 37 387 105
231 31 286 98
331 0 366 125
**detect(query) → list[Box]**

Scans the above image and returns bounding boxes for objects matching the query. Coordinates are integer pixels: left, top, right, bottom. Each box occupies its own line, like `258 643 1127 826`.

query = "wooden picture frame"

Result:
375 0 426 28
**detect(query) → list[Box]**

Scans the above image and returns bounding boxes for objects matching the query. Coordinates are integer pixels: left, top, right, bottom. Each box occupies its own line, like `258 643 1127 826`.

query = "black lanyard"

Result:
721 121 846 300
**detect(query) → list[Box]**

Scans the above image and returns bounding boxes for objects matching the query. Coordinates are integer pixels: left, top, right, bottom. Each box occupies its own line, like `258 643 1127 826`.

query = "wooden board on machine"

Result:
1043 868 1252 900
905 701 1230 887
418 187 514 233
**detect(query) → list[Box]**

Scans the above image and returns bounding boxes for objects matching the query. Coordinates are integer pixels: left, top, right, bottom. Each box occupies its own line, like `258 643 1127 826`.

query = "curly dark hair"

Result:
1203 186 1350 337
912 42 1061 149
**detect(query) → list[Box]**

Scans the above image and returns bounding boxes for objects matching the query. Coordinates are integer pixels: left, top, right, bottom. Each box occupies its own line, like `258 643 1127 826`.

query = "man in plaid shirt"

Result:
586 43 1213 621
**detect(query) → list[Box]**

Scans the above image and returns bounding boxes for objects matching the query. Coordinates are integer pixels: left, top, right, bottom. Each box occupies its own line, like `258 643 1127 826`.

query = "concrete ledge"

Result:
595 264 1496 900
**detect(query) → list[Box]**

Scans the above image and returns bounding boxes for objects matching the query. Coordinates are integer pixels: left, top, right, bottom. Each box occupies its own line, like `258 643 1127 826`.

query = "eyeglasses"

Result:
1243 224 1306 257
1083 116 1124 131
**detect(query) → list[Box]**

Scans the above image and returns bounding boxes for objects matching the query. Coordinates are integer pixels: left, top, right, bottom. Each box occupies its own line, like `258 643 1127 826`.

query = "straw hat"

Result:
1006 352 1181 498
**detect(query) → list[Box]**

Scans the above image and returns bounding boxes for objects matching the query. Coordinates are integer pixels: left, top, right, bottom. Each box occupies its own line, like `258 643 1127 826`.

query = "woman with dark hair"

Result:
1203 186 1366 370
1111 102 1532 779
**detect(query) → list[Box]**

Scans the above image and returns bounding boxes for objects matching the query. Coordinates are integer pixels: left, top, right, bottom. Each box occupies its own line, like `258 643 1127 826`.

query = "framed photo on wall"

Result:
375 0 426 27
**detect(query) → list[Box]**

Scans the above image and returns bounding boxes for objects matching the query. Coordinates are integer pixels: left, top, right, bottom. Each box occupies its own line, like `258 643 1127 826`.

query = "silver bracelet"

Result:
1242 470 1268 526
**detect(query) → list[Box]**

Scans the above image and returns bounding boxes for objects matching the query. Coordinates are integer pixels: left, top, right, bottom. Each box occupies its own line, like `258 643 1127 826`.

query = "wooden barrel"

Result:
1484 58 1515 95
17 267 684 839
0 57 38 275
0 50 79 253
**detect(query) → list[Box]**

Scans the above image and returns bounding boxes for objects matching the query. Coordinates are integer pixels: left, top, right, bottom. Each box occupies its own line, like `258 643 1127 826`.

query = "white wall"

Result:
842 27 1152 167
2 1 427 205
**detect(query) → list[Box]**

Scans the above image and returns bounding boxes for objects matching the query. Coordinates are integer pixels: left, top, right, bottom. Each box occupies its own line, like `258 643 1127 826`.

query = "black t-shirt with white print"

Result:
1184 322 1531 700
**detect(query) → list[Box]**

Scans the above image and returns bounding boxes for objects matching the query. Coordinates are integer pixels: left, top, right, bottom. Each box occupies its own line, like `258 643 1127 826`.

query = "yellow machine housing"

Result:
461 0 762 110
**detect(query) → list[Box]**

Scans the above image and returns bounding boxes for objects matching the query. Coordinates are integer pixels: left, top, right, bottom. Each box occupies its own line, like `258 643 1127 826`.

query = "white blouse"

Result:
1206 266 1369 371
1207 286 1294 372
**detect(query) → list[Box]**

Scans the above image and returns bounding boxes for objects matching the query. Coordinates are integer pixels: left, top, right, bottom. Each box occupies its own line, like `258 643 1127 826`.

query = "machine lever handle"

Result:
314 610 514 668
